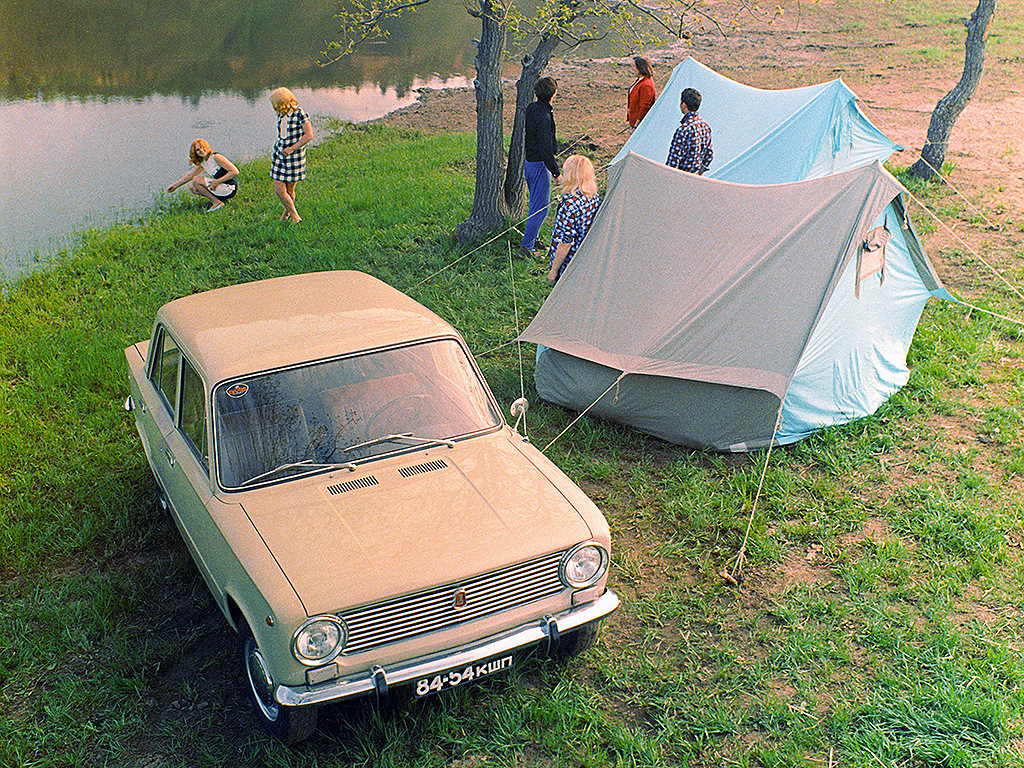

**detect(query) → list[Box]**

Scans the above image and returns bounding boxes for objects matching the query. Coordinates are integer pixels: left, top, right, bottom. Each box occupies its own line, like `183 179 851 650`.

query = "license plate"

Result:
413 654 513 698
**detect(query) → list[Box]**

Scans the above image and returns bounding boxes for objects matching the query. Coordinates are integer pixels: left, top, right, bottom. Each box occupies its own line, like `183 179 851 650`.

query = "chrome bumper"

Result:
275 589 619 708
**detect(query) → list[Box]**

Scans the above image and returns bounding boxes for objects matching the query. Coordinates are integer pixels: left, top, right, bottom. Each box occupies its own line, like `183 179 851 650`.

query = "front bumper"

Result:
275 589 619 708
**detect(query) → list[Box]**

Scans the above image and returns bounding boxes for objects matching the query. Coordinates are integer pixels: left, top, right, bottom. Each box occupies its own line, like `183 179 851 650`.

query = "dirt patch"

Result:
733 542 840 600
840 517 893 546
954 598 1021 631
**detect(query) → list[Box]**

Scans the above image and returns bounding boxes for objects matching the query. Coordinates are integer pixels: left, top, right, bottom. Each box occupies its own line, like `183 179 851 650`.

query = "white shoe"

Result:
207 203 225 213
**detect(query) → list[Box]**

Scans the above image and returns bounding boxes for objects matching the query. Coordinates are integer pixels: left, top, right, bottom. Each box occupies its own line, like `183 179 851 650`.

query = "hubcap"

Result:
245 639 280 722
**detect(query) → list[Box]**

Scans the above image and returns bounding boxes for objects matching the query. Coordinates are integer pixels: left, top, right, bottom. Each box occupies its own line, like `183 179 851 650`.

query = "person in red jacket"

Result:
627 56 657 128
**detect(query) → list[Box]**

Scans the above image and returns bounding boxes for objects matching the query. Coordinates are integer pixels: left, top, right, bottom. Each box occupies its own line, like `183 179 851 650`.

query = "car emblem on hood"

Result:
452 588 468 610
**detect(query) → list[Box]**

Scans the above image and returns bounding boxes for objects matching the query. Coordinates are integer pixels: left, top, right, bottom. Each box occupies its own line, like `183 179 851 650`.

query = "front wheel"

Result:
553 620 601 660
238 623 318 744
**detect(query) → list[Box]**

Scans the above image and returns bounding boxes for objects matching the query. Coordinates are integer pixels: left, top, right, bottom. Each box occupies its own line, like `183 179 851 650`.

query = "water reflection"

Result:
0 0 477 100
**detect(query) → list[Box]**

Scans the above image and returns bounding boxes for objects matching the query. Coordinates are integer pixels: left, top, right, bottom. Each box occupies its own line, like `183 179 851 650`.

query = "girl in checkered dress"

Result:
269 87 314 222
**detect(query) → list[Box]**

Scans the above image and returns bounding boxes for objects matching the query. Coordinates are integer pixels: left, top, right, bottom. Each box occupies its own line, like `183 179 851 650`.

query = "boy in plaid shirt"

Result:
666 88 713 175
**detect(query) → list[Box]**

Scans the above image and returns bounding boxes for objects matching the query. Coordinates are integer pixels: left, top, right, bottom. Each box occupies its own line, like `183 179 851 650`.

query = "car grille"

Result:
340 550 566 655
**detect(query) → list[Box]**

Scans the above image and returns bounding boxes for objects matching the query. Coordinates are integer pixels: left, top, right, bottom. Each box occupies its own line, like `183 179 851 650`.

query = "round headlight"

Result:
560 544 608 588
292 616 347 665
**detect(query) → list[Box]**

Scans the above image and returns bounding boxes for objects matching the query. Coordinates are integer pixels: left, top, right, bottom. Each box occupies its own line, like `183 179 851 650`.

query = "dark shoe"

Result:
516 246 533 259
534 241 549 252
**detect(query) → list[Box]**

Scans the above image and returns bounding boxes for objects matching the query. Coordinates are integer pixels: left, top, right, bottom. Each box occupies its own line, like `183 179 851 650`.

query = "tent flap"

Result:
520 153 909 399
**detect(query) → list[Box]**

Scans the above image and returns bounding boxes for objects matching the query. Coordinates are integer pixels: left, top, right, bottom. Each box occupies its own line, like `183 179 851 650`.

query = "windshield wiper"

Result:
239 458 358 487
343 432 456 454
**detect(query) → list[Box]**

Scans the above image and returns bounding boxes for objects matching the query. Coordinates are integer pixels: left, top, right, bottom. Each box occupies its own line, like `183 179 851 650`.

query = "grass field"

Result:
2 122 1024 767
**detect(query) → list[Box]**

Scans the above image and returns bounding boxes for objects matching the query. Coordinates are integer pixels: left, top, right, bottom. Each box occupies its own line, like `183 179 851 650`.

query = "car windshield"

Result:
213 338 501 489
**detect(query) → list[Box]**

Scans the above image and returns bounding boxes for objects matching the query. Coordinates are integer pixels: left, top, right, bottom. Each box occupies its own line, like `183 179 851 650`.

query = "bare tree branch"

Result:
356 0 432 25
592 0 644 47
618 0 727 39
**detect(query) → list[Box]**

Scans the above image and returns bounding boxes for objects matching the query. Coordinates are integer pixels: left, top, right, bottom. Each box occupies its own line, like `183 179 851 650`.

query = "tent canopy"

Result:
613 57 900 184
522 153 930 399
523 60 948 451
520 153 949 450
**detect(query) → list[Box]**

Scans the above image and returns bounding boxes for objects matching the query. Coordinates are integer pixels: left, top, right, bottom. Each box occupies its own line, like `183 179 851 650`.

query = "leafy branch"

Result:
321 0 433 64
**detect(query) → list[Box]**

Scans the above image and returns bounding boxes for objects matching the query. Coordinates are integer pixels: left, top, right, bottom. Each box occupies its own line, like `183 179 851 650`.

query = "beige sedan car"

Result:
124 271 618 743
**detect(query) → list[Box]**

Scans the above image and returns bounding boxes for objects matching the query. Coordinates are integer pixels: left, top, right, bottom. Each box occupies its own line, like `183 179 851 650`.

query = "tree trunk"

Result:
456 0 508 244
910 0 996 180
503 33 560 216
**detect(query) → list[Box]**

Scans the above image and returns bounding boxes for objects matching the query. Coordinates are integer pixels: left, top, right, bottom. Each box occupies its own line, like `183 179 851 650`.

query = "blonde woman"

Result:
166 139 239 212
546 155 601 286
269 86 314 222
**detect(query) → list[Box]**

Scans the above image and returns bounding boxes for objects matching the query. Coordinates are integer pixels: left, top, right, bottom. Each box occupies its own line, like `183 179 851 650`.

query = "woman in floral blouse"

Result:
269 87 314 222
547 155 601 286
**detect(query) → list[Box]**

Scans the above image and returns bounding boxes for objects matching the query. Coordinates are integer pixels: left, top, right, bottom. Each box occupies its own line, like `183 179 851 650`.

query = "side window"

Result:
150 328 181 416
180 359 209 470
148 329 164 388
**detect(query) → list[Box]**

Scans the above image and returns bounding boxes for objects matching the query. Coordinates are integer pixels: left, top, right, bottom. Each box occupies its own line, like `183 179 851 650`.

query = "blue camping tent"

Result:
523 62 950 450
613 57 900 184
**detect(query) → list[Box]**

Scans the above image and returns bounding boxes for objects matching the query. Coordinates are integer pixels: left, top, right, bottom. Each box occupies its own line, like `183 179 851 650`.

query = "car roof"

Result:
157 270 461 384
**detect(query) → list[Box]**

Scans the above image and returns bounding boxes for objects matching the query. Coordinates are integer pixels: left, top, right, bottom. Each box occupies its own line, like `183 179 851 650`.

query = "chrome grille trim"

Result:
342 561 560 630
327 476 379 495
398 459 449 478
344 573 562 637
341 550 566 655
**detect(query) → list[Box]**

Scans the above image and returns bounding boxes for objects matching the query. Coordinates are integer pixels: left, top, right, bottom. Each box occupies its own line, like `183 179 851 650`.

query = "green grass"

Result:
2 122 1024 767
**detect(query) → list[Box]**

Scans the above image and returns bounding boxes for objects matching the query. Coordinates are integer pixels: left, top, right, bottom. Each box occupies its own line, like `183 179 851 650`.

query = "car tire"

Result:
553 619 601 660
238 622 318 744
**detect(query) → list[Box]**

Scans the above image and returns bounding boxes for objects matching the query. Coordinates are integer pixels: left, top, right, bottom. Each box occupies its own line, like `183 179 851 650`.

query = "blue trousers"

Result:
522 161 551 249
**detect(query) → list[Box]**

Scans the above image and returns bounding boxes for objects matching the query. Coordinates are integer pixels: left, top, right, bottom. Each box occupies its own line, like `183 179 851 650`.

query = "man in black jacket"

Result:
520 77 561 259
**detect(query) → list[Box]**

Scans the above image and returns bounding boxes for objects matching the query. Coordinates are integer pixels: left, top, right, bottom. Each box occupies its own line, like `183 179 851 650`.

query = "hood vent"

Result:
398 459 449 478
327 476 379 495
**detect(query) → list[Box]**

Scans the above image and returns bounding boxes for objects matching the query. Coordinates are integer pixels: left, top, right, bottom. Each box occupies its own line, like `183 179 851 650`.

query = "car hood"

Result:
238 433 594 614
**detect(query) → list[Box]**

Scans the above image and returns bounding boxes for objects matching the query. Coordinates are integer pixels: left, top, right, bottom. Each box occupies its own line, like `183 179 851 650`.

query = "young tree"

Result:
502 33 561 219
457 0 510 242
909 0 997 180
501 0 736 217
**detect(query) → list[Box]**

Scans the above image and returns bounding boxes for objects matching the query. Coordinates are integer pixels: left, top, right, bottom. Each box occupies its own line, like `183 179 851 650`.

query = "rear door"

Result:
145 327 224 601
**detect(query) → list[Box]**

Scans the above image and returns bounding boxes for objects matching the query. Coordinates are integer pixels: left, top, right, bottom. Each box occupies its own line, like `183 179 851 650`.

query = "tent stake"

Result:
723 404 783 587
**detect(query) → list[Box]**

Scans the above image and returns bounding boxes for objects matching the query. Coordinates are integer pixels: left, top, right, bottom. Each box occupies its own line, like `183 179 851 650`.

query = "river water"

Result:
0 0 479 281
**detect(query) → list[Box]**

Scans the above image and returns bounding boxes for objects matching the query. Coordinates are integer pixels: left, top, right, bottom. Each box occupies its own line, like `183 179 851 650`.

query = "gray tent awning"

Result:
520 153 908 401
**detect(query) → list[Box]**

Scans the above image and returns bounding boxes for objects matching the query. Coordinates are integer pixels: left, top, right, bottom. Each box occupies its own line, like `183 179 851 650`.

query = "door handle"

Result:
123 396 146 414
162 448 175 467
